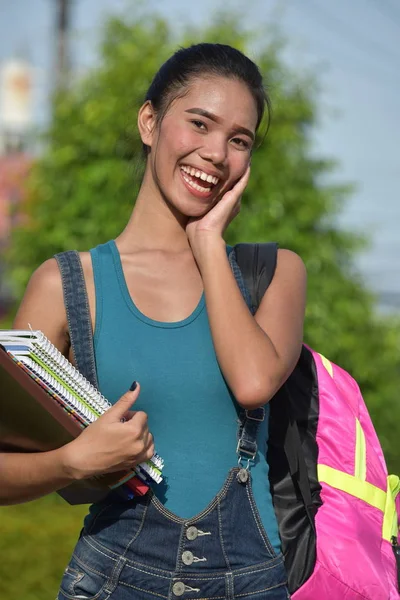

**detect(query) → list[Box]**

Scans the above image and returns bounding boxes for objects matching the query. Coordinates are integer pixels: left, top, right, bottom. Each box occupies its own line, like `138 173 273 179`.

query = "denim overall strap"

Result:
54 250 99 389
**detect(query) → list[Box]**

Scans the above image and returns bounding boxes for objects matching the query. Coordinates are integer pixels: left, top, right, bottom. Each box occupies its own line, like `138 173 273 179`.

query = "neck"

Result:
116 165 191 254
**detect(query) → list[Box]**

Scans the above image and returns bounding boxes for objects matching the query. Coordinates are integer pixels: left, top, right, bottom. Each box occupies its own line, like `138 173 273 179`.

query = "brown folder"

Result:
0 345 132 504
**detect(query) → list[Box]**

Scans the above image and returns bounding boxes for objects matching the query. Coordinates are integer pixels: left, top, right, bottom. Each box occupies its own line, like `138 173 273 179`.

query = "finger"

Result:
233 199 241 218
131 433 154 464
233 165 250 196
146 443 155 460
120 410 137 422
144 435 155 460
221 165 250 205
128 410 148 430
104 383 140 420
133 444 154 466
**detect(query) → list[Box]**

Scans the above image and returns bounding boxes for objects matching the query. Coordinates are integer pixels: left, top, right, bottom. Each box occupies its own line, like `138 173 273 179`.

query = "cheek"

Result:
161 122 195 157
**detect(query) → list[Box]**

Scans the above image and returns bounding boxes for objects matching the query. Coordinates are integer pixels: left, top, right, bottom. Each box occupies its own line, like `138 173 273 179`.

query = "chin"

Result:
164 189 218 218
179 199 217 218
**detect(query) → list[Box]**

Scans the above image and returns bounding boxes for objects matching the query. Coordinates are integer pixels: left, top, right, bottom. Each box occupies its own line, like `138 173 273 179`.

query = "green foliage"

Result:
0 494 86 599
4 15 400 593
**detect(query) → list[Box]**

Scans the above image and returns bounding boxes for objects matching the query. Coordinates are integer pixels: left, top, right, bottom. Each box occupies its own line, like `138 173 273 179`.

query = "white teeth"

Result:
182 172 212 193
180 165 219 186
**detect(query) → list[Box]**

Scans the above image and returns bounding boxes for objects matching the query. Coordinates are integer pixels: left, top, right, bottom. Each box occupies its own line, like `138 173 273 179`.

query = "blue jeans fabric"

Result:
57 468 289 600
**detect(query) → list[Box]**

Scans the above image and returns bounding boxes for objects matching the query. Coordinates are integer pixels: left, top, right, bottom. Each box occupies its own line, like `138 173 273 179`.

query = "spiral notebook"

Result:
0 329 164 504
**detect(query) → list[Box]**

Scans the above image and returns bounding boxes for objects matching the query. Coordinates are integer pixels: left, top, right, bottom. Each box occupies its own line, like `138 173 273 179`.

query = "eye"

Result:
191 120 207 131
231 137 250 150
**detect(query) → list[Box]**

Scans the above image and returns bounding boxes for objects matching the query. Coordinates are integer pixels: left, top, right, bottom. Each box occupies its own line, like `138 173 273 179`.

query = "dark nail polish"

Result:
130 381 137 391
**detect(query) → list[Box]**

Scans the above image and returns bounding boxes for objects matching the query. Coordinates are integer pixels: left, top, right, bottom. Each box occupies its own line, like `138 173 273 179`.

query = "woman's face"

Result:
142 76 258 218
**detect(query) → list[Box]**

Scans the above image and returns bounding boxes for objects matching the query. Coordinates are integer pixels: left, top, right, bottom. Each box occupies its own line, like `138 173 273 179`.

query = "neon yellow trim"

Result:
355 419 367 481
382 474 400 542
318 464 386 511
318 353 334 378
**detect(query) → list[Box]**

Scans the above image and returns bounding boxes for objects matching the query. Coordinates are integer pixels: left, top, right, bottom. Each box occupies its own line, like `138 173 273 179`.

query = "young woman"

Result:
3 43 306 599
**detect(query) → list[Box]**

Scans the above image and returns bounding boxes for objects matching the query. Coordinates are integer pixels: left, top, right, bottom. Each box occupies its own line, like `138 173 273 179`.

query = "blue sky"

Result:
1 0 399 301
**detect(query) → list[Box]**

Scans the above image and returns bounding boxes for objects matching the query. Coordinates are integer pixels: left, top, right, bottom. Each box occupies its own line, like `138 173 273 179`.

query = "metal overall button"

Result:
237 468 249 484
172 581 185 596
186 526 198 541
182 550 194 565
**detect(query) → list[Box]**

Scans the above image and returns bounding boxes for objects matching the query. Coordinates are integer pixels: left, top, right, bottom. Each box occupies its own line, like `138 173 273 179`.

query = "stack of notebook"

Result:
0 329 164 504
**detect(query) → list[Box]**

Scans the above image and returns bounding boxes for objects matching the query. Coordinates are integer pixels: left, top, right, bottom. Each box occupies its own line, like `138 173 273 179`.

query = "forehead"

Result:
168 76 258 132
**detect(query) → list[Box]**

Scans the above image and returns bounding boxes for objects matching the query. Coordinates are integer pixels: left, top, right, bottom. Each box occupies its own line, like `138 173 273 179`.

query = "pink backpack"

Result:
293 348 400 599
233 243 400 599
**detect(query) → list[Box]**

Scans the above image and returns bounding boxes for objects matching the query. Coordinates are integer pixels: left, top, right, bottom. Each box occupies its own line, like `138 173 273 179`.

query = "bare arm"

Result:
0 447 80 505
198 240 306 409
0 260 153 505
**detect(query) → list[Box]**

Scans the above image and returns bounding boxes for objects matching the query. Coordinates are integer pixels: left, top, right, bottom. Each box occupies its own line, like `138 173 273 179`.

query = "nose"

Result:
199 134 228 167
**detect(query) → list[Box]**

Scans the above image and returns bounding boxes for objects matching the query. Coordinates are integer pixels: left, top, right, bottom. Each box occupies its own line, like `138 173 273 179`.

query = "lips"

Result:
181 170 214 198
180 164 220 186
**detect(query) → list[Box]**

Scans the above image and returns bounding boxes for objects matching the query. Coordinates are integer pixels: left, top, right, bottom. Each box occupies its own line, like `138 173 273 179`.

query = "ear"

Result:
138 101 157 148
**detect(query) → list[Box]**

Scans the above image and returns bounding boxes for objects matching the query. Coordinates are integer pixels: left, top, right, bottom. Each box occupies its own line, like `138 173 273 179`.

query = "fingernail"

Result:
130 381 137 391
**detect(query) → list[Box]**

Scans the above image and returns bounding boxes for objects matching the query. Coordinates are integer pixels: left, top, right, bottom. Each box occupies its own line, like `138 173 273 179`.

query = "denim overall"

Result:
55 250 290 600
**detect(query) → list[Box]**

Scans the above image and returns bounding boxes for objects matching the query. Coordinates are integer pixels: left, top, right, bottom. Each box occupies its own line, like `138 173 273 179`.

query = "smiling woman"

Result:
139 80 259 215
7 43 305 600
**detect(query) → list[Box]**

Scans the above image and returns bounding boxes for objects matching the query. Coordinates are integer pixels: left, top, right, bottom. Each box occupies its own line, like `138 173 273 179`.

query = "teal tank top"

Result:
90 240 281 553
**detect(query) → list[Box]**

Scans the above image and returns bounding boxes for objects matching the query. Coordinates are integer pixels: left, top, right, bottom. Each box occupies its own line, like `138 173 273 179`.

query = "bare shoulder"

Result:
24 252 93 299
13 251 96 358
275 248 307 281
258 248 307 306
20 258 64 303
13 258 68 354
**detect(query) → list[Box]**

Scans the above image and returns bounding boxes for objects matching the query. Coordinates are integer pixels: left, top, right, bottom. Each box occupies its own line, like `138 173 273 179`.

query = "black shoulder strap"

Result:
234 243 278 313
54 250 99 389
234 242 316 534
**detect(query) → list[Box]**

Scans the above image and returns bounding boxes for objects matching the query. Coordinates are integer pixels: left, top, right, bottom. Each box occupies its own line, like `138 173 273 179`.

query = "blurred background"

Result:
0 1 399 598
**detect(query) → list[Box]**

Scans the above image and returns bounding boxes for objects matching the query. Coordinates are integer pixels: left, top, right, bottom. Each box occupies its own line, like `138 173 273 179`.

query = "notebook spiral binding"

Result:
20 356 94 424
32 331 111 416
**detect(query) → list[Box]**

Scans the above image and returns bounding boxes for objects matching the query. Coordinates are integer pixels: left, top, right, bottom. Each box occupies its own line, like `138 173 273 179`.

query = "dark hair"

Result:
144 43 270 149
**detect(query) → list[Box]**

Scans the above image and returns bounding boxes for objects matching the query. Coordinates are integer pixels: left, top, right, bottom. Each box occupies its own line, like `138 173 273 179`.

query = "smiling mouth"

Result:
180 165 220 194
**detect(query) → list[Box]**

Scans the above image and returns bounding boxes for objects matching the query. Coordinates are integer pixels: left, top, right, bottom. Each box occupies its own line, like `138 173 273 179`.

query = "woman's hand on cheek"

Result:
186 165 250 262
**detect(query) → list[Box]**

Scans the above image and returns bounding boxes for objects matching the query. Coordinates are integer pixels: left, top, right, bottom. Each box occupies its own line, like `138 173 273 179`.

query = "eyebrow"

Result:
185 108 255 141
